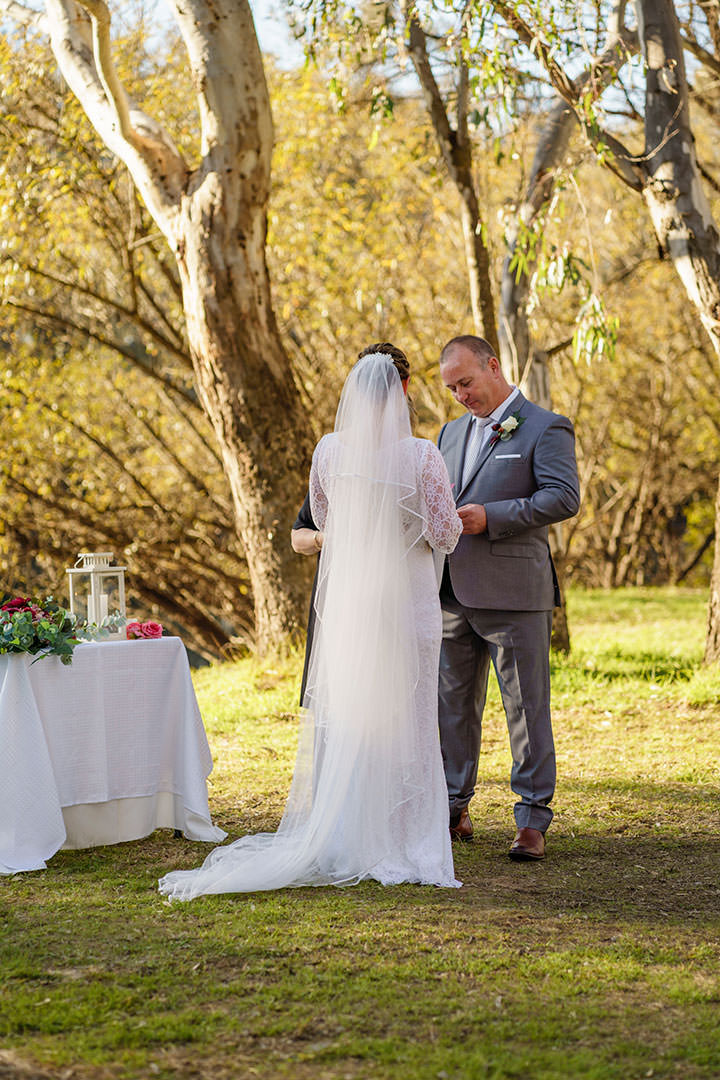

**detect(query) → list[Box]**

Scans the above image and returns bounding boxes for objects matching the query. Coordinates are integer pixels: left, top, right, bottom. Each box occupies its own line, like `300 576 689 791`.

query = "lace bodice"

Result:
310 435 461 555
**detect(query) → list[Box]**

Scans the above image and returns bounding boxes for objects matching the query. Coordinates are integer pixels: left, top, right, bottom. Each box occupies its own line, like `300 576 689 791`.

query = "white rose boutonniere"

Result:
490 411 525 447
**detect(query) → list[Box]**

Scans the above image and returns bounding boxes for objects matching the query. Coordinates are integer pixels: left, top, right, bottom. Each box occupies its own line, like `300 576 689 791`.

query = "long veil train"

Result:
159 354 458 899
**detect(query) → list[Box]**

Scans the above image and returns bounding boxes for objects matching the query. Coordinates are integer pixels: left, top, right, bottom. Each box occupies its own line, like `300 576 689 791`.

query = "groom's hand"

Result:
458 503 487 534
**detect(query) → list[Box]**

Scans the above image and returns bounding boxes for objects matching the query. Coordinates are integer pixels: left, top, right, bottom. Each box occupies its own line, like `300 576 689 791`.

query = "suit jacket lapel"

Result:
456 392 529 500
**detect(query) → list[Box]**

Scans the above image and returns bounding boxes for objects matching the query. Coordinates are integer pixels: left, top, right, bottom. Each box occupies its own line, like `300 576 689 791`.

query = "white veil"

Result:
159 354 428 899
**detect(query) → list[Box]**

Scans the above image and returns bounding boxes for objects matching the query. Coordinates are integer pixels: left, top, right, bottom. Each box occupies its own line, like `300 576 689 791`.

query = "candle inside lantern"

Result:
87 592 108 623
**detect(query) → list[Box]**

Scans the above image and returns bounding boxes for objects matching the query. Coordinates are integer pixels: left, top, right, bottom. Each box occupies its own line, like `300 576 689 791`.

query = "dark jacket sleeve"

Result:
292 492 317 532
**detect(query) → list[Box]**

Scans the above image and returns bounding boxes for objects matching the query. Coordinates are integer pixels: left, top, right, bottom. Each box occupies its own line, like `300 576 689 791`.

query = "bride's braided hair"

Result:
358 342 410 381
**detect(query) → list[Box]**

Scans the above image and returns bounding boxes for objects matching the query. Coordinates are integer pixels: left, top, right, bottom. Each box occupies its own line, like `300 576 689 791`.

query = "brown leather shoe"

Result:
509 827 545 861
449 807 473 842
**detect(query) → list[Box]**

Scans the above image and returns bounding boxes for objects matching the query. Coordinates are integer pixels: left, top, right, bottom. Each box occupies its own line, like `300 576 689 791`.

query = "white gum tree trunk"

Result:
637 0 720 662
638 1 720 355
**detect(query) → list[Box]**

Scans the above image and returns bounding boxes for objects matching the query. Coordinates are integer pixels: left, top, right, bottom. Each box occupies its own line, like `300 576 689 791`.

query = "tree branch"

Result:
680 29 720 77
34 399 175 519
456 55 469 149
5 298 199 407
402 5 456 171
166 0 273 184
490 2 578 105
111 383 232 519
0 0 48 30
40 0 187 229
4 258 191 367
76 0 134 140
699 0 720 56
490 0 644 192
677 528 716 582
697 159 720 196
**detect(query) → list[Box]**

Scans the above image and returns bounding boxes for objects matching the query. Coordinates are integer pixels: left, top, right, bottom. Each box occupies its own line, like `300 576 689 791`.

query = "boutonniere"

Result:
489 411 525 447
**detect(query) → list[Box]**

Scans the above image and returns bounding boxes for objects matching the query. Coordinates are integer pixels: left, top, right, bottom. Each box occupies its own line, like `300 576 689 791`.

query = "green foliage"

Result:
0 597 77 664
0 595 126 664
267 58 720 591
266 64 473 435
572 292 619 363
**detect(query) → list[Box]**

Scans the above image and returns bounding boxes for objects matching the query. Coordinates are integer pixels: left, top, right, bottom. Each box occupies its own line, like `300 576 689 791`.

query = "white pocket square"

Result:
495 453 521 459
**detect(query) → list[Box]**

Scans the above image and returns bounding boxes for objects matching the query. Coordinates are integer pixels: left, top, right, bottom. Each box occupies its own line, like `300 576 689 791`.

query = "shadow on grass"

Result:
29 821 720 934
559 774 720 806
450 829 720 922
14 764 719 942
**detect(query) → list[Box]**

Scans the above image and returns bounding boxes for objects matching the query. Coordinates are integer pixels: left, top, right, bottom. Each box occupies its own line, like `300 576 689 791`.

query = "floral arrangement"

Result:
126 620 163 640
0 595 127 665
0 596 79 665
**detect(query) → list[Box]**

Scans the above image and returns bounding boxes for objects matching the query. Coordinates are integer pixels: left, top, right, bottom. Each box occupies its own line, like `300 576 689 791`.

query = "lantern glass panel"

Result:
92 572 123 624
68 573 90 623
67 553 126 630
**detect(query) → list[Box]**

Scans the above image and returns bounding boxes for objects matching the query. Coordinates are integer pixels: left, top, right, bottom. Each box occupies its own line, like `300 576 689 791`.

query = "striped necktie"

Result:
462 416 496 488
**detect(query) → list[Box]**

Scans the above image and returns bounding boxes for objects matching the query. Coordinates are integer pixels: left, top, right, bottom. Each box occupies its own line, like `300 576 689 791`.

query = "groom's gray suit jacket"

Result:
438 392 580 611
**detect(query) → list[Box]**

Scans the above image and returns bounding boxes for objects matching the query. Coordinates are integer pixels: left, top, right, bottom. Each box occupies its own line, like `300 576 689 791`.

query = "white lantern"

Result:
67 552 126 632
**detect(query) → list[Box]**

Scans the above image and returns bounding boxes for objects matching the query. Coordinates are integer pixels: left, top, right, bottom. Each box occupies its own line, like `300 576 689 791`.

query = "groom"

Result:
437 335 580 860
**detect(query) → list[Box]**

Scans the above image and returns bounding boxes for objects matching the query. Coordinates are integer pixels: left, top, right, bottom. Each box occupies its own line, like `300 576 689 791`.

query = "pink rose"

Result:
141 621 163 639
126 621 144 640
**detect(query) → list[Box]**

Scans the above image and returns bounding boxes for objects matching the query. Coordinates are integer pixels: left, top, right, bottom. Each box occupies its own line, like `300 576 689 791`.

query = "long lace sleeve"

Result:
420 441 462 553
309 437 329 531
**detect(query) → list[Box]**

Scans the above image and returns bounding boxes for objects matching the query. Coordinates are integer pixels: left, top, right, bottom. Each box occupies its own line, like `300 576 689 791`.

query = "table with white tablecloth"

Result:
0 637 226 875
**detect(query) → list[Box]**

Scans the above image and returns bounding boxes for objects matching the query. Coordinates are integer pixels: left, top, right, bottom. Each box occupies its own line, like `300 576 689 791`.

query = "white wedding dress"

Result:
159 355 462 900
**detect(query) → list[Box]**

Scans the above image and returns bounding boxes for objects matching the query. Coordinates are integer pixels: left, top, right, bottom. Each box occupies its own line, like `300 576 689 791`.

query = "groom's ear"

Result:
401 378 409 397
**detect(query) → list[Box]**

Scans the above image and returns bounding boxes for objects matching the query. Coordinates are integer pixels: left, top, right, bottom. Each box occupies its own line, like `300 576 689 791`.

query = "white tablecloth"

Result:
0 637 226 874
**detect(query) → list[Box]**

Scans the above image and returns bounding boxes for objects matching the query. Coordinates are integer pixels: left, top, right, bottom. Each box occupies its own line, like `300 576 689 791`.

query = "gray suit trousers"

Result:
438 578 555 832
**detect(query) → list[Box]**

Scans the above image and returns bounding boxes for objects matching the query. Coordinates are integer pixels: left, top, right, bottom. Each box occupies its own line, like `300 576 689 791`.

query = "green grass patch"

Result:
2 587 719 1079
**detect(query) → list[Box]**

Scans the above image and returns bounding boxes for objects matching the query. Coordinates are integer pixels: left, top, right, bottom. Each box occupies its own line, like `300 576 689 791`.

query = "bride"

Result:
159 348 462 899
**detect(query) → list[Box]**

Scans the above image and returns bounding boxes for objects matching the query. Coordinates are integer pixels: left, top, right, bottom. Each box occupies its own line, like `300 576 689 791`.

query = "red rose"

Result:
141 621 163 639
1 597 33 613
126 621 144 639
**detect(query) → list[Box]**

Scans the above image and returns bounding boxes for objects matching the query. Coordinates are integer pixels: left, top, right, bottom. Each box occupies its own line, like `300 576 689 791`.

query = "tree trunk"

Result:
700 1 720 54
175 196 313 648
637 0 720 658
640 0 720 356
177 191 315 652
499 102 574 649
402 6 498 350
459 186 499 351
704 476 720 662
498 99 577 392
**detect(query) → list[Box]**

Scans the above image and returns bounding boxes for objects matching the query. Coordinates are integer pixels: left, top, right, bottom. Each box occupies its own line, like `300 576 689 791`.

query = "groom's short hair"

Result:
440 335 496 367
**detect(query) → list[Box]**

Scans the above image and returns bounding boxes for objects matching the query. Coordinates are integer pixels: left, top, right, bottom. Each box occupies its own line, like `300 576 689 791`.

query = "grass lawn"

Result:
2 587 719 1080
